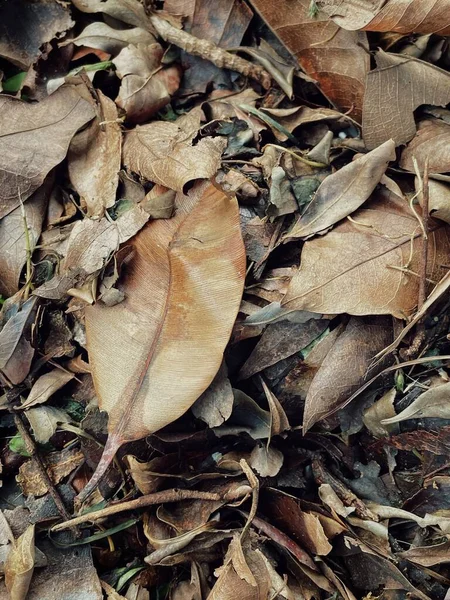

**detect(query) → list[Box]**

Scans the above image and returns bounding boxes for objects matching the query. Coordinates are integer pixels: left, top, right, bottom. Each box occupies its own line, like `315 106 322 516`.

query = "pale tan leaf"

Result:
80 182 245 499
285 140 396 239
5 524 35 600
416 178 450 225
71 0 152 28
68 91 122 217
382 381 450 424
25 406 71 444
68 22 156 54
249 444 283 477
399 541 450 567
249 0 369 120
21 369 74 410
123 110 226 191
400 119 450 174
362 51 450 149
317 0 450 35
0 86 95 219
362 387 398 438
282 188 450 318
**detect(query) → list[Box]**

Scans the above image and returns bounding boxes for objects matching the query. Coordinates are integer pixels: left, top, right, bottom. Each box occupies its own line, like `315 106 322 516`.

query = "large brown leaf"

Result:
0 86 95 219
362 51 450 149
317 0 450 35
282 188 450 318
80 182 245 499
285 140 395 240
249 0 369 120
400 119 450 174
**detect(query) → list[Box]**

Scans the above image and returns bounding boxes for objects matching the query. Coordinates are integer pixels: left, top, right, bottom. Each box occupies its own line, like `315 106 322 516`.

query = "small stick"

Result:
150 14 271 90
51 485 251 532
12 412 72 521
418 158 430 311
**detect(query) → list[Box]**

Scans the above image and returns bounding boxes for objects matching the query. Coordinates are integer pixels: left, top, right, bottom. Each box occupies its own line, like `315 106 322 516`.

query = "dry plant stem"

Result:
52 486 251 532
149 14 271 89
12 412 72 521
418 158 430 311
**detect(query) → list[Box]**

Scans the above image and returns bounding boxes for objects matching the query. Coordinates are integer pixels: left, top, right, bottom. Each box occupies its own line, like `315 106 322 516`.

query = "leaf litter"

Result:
3 1 450 599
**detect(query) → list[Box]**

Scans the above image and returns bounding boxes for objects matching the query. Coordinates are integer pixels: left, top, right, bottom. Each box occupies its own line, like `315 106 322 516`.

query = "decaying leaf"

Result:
0 86 95 219
20 369 74 410
123 108 226 191
249 444 283 477
382 381 450 424
282 188 450 318
25 406 71 444
362 51 450 149
71 0 151 29
192 361 234 428
213 389 271 440
80 181 245 498
400 119 450 174
4 524 35 600
68 22 156 55
285 140 396 239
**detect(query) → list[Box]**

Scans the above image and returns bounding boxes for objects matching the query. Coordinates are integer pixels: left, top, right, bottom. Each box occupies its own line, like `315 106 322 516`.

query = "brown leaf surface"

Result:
249 0 369 120
285 140 396 239
0 86 95 219
68 91 122 217
192 361 234 427
382 381 450 424
282 188 450 318
21 369 74 410
362 51 450 149
302 316 393 432
81 182 245 498
317 0 450 35
69 22 156 55
17 448 84 497
4 524 35 600
400 119 450 174
123 109 226 192
71 0 152 29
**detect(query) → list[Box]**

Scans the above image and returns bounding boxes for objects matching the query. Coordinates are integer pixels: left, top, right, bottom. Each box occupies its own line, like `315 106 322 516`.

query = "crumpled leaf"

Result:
0 86 95 219
71 0 151 29
4 524 35 600
362 51 450 149
0 297 37 378
285 140 396 239
114 43 181 123
362 387 398 438
282 188 450 318
317 0 450 35
249 0 369 120
68 22 156 55
382 381 450 424
192 361 234 428
303 316 393 432
25 406 71 444
68 91 122 217
141 186 176 220
213 390 271 440
0 0 73 68
400 119 450 174
80 181 245 499
123 109 227 192
21 369 74 410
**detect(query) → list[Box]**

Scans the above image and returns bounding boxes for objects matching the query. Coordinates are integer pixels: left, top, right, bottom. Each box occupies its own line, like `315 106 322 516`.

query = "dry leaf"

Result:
68 91 122 217
4 524 35 600
400 119 450 174
0 86 95 219
362 51 450 149
213 389 271 440
141 186 176 220
399 541 450 567
285 140 396 239
249 444 284 477
80 182 245 498
382 381 450 424
21 369 74 410
68 22 156 55
192 361 234 427
123 109 226 192
114 43 181 123
317 0 450 35
282 188 450 318
415 178 450 225
71 0 151 29
25 406 71 444
362 387 398 438
303 316 393 432
249 0 369 120
0 298 37 376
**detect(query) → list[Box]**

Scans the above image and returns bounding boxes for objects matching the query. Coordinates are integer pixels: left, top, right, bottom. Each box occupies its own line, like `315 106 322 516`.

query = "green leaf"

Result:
51 518 139 547
2 72 27 93
9 432 31 457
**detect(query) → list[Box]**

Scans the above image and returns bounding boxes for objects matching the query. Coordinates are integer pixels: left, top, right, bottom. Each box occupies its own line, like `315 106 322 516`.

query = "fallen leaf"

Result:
282 188 450 318
399 541 450 567
249 0 369 120
0 86 95 219
362 51 450 149
285 140 396 239
114 43 181 123
0 0 73 68
123 109 227 191
400 119 450 174
71 0 151 29
68 91 122 217
249 444 283 477
261 381 290 438
382 381 450 424
213 389 271 440
192 361 234 427
4 524 35 600
80 182 245 498
0 298 37 382
68 22 156 55
362 387 398 438
303 316 393 432
25 406 71 444
414 178 450 225
317 0 450 35
141 186 176 220
20 369 74 410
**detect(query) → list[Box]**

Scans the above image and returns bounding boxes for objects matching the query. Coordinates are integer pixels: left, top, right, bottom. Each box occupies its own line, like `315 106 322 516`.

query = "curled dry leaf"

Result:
249 445 283 477
123 108 226 192
399 541 450 567
25 406 71 444
192 361 234 428
0 297 37 382
68 91 122 217
285 140 396 239
20 369 74 410
0 86 95 219
382 381 450 424
362 387 398 438
249 0 369 120
317 0 450 35
303 316 393 432
71 0 152 29
68 22 156 55
282 188 450 318
80 182 245 499
362 51 450 149
5 524 35 600
415 178 450 225
400 119 450 174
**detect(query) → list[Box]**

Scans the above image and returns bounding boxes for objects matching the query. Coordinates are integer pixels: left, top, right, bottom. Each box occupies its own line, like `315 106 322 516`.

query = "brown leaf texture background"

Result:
81 181 245 498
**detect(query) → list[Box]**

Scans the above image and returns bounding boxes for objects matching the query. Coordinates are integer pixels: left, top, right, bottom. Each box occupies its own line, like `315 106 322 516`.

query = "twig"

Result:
51 485 251 532
149 14 271 90
12 411 72 521
418 158 430 311
19 192 33 301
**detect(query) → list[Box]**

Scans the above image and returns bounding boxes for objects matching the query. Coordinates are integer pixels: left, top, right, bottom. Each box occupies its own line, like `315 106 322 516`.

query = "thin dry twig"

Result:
418 157 430 311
